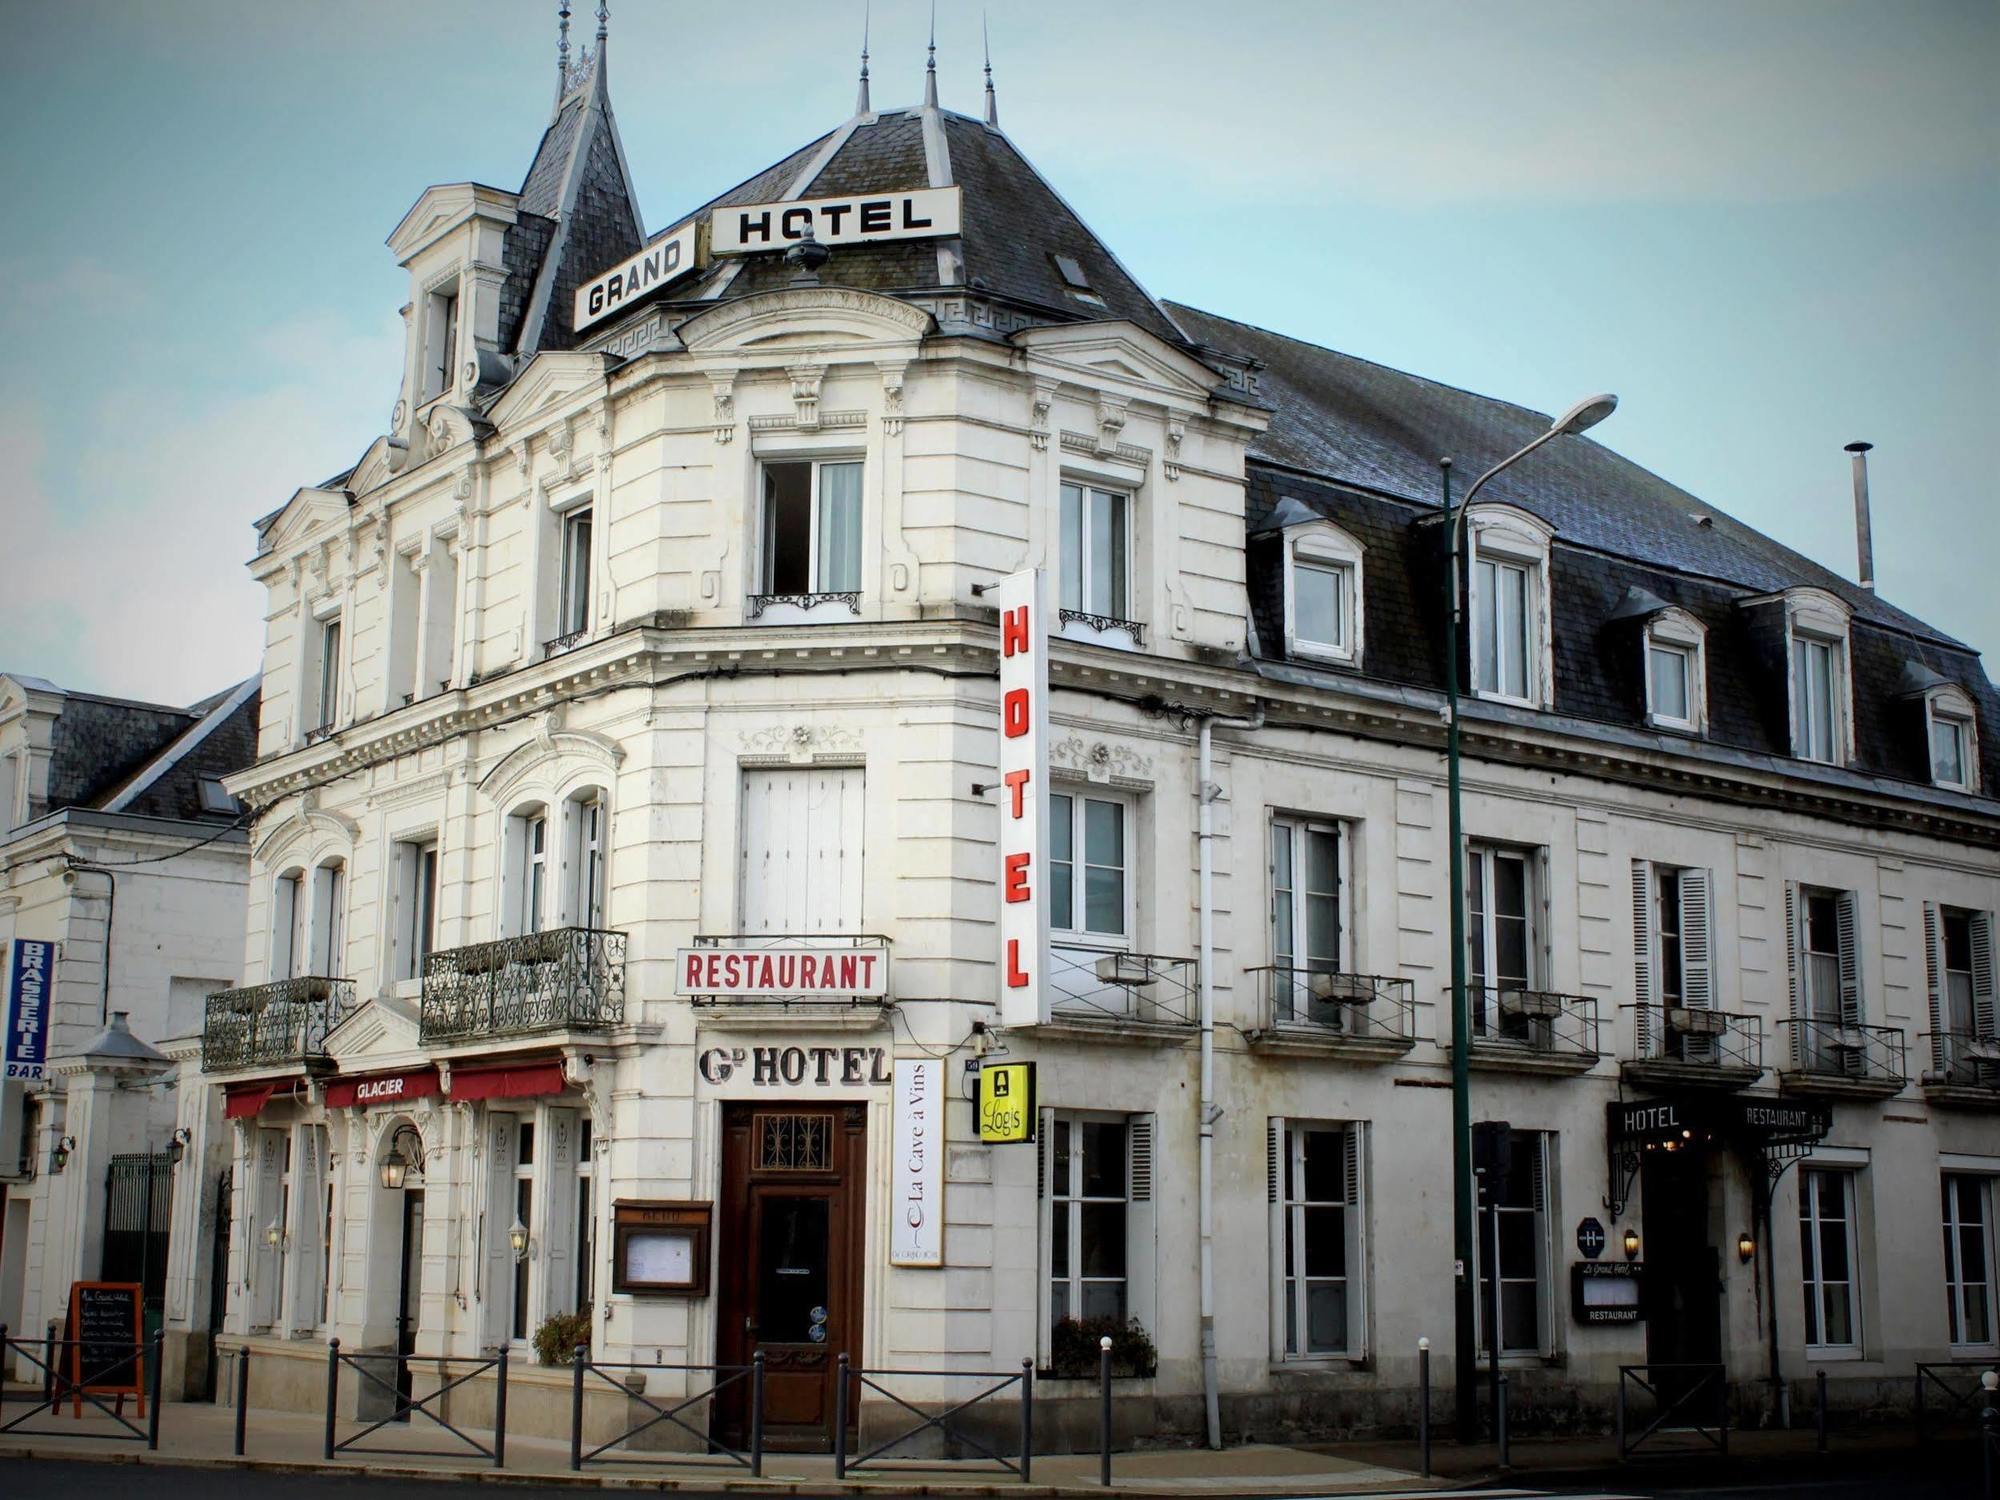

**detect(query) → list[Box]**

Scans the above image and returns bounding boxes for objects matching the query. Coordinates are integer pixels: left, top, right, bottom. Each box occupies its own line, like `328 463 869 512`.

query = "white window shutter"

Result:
1346 1125 1368 1359
1267 1119 1286 1360
1126 1114 1157 1342
1923 902 1945 1073
1680 869 1714 1009
1538 849 1553 989
1784 883 1802 1021
1532 1136 1555 1356
541 1108 578 1314
250 1128 284 1330
1035 1105 1056 1368
287 1126 326 1334
1972 911 1997 1042
482 1114 518 1347
1631 862 1654 1052
1835 890 1862 1028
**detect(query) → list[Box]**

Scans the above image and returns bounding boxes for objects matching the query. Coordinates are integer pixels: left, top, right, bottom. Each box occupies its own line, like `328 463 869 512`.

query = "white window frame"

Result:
1270 814 1347 973
576 1116 597 1315
303 604 343 740
1039 1108 1155 1359
509 1116 536 1344
569 789 608 930
1942 1170 1997 1354
1782 589 1854 766
1466 842 1540 994
1643 608 1707 734
272 869 305 981
1059 480 1135 629
1268 1118 1367 1362
310 860 346 977
1924 686 1979 793
1466 508 1552 709
758 456 865 600
1473 1128 1554 1359
1281 522 1364 666
1799 1164 1863 1358
556 507 593 641
394 835 440 982
425 284 459 404
1049 787 1132 946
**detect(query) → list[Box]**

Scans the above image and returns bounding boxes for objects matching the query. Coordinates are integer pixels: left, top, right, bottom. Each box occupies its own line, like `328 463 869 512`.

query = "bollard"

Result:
1495 1373 1508 1468
323 1338 340 1460
569 1344 586 1471
1019 1358 1035 1484
1615 1370 1626 1460
235 1344 250 1456
1099 1334 1113 1488
1417 1337 1432 1478
834 1353 850 1479
45 1320 58 1407
493 1346 509 1469
147 1330 164 1450
1816 1369 1828 1453
750 1353 766 1479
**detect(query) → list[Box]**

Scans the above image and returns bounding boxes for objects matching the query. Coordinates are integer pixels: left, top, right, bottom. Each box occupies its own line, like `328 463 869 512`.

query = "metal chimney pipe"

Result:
1845 441 1876 592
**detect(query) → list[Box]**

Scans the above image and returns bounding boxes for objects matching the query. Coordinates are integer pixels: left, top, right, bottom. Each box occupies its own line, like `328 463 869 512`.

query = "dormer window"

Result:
1643 608 1707 735
1924 686 1979 792
1281 520 1364 666
1775 590 1853 766
1466 508 1553 708
425 286 460 402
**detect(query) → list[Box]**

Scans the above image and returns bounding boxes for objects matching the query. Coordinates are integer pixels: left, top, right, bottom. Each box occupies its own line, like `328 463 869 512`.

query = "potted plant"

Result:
531 1308 594 1368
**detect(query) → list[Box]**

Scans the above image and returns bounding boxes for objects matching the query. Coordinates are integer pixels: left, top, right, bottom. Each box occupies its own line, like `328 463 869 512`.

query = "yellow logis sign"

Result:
976 1061 1036 1144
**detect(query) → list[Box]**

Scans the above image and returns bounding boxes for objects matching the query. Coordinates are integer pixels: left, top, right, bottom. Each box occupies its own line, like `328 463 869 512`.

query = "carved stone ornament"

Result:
1050 734 1152 785
391 399 407 432
789 362 826 430
879 364 907 437
708 374 737 444
1165 416 1186 481
513 439 532 477
1030 384 1055 453
1094 395 1128 458
739 721 860 764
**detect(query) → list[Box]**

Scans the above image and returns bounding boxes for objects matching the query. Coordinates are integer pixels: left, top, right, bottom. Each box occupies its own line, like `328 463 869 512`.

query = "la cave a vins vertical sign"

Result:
995 569 1051 1029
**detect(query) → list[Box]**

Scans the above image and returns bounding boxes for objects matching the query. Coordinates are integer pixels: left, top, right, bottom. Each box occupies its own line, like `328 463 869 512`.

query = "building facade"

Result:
0 673 257 1394
174 23 1999 1445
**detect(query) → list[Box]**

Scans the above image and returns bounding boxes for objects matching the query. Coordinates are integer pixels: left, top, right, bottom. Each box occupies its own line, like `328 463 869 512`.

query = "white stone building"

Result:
0 673 258 1394
173 17 1998 1448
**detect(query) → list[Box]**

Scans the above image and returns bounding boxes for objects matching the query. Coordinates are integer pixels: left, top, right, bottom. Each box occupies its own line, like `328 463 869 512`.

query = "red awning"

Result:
222 1082 277 1119
323 1069 440 1110
448 1060 568 1101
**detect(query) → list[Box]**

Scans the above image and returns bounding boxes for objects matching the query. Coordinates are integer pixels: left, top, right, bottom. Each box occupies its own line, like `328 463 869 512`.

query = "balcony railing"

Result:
1467 985 1601 1060
747 591 861 620
1249 966 1417 1047
543 629 588 657
1921 1030 2000 1091
1623 1004 1763 1074
1047 944 1197 1027
1058 609 1145 646
420 926 626 1045
202 976 356 1072
1776 1018 1906 1088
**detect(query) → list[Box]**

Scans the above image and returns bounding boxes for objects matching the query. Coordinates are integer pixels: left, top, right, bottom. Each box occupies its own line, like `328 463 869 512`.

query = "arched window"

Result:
1280 520 1364 666
272 868 306 979
1466 507 1554 708
309 859 347 977
505 803 551 935
567 788 608 929
1642 608 1708 735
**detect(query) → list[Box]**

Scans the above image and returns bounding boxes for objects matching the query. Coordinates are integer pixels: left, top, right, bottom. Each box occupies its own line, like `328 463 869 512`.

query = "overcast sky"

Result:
2 0 1994 704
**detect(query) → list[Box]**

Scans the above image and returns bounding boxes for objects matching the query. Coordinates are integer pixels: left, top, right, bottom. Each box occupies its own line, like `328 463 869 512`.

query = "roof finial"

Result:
557 1 572 94
856 1 871 115
923 0 938 110
595 0 607 44
982 12 997 126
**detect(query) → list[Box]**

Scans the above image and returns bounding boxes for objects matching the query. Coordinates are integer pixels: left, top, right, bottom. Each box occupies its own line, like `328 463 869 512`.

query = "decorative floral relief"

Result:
739 722 861 763
1050 734 1152 785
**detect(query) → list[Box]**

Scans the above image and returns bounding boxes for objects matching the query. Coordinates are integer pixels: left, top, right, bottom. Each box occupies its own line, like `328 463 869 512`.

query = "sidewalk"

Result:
0 1395 1426 1497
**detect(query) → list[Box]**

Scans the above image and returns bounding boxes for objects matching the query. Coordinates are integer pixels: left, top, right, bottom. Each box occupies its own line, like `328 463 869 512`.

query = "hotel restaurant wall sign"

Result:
573 222 699 332
995 568 1051 1029
676 946 888 998
1608 1095 1831 1149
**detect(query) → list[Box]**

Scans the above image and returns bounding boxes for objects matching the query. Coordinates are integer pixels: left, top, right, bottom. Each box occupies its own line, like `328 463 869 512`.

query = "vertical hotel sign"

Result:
889 1058 942 1267
995 569 1050 1028
5 938 53 1081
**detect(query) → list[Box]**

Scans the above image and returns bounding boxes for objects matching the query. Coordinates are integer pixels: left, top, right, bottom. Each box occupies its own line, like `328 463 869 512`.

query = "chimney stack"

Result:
1844 441 1875 592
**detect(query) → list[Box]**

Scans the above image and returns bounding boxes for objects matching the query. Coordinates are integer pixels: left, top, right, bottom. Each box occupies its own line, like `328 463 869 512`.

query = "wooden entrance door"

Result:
716 1103 865 1451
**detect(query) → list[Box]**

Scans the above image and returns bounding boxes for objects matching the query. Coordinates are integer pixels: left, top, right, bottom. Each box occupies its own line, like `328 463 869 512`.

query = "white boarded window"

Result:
1268 1119 1366 1359
739 767 864 933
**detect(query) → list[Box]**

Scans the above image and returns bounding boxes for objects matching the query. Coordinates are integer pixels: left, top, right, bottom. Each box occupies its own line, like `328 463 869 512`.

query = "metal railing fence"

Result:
322 1337 506 1465
0 1326 162 1447
202 976 355 1070
1615 1362 1728 1459
419 926 626 1043
1251 966 1416 1044
1466 984 1600 1057
833 1354 1034 1482
568 1346 763 1474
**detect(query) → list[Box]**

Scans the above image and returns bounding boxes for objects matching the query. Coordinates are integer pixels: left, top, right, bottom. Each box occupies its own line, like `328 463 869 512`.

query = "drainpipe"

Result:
65 861 118 1024
1197 707 1263 1450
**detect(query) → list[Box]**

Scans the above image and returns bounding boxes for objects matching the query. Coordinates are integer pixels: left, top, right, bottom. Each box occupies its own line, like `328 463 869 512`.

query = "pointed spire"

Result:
595 0 608 44
556 1 573 101
982 12 997 126
592 0 609 90
856 1 871 115
923 0 939 110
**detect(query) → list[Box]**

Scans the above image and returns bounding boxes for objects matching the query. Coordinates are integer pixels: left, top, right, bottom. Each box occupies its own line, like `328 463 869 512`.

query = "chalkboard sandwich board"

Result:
65 1280 145 1416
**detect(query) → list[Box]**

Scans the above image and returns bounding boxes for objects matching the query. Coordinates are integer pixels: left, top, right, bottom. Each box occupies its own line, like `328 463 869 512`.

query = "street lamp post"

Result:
1444 394 1617 1442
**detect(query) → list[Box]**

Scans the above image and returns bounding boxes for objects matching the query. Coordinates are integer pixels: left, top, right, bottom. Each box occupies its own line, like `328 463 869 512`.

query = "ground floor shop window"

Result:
1476 1128 1552 1357
1799 1166 1862 1355
1268 1119 1365 1359
1942 1172 1995 1352
1041 1109 1155 1369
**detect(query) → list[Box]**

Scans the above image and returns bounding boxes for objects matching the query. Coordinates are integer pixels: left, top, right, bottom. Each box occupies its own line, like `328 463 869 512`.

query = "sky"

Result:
1 0 1994 705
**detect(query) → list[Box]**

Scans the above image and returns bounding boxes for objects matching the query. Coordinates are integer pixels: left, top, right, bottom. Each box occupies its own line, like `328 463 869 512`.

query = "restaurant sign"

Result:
676 946 888 998
1607 1095 1830 1149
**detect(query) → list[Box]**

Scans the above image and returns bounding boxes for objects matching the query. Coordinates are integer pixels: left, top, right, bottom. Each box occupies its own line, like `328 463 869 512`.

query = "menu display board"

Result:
65 1281 146 1412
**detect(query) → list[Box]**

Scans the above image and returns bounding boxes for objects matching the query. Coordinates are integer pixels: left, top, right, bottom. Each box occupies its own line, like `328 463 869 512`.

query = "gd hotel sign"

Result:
994 569 1051 1028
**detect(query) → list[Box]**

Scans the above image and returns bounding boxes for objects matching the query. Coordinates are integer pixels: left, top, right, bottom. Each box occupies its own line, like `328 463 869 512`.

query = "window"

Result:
0 752 18 832
419 542 459 695
310 862 345 977
1928 905 1996 1080
1633 863 1716 1058
1467 844 1538 1039
570 791 607 929
272 870 305 980
1656 869 1684 1005
1789 885 1858 1071
556 508 592 643
739 767 864 934
1045 1112 1153 1340
1059 483 1131 626
1799 1166 1861 1355
427 288 459 402
1268 1120 1365 1359
1800 890 1844 1023
1639 608 1707 734
197 775 240 817
1271 817 1341 974
1282 523 1364 665
1792 634 1843 763
509 806 549 935
1942 909 1979 1038
1051 791 1127 940
1943 1173 1995 1350
396 837 440 980
1476 1129 1551 1357
576 1117 596 1315
308 615 342 736
511 1119 535 1341
761 459 862 598
1471 557 1530 702
1927 696 1976 791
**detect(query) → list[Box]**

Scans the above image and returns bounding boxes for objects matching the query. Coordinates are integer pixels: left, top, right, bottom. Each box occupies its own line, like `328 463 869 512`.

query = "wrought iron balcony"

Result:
1621 1003 1763 1088
747 591 861 620
1058 609 1145 646
1464 985 1601 1074
1245 966 1417 1059
1044 944 1197 1032
1919 1029 2000 1106
419 926 627 1045
1775 1018 1906 1098
543 629 588 658
201 976 355 1072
